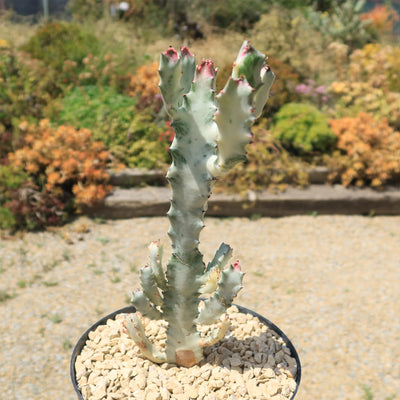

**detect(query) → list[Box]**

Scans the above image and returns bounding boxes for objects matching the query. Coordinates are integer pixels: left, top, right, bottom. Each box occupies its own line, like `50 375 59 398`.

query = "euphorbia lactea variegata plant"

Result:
124 41 274 367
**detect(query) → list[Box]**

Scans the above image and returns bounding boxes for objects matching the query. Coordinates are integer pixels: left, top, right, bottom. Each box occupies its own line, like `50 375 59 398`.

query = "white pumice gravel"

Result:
0 215 399 400
75 306 298 400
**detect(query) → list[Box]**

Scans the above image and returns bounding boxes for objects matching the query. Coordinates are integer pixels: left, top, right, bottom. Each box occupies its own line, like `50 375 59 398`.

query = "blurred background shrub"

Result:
128 62 162 113
305 0 375 50
327 113 400 187
0 46 62 132
54 85 137 147
53 85 170 169
328 43 400 129
271 103 337 157
3 120 112 230
20 21 99 72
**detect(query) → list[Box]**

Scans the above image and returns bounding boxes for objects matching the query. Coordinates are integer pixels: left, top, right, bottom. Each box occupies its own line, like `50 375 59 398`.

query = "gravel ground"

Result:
0 215 399 400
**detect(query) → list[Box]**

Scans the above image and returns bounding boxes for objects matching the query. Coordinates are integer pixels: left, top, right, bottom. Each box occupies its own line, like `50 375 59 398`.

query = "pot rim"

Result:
70 304 301 399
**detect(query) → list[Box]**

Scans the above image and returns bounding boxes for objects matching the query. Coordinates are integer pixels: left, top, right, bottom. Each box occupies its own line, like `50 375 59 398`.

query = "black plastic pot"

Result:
71 305 301 399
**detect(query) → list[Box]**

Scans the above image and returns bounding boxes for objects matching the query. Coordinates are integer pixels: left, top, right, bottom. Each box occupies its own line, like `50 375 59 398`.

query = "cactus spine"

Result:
124 41 274 367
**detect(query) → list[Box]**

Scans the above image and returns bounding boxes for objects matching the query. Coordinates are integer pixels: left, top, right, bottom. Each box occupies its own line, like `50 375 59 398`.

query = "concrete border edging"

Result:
83 184 400 218
107 167 331 187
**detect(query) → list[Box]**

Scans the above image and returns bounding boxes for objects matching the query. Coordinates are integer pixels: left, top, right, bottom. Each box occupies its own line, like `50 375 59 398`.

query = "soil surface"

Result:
0 215 399 400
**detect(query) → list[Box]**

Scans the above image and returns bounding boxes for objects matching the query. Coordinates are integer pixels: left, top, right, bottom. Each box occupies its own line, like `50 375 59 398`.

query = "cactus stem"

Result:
130 41 274 366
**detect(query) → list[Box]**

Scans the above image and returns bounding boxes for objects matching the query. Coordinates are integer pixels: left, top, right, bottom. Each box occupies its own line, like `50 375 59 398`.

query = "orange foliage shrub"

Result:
327 113 400 187
9 120 112 207
128 62 162 112
360 5 399 34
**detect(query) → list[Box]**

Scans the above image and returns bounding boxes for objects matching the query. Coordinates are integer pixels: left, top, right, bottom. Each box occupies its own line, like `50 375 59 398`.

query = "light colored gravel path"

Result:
0 215 399 400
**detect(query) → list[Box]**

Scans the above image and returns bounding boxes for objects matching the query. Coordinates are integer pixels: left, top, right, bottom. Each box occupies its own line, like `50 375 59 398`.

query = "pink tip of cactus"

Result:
163 46 179 62
180 46 194 58
239 42 255 58
197 59 216 78
233 260 241 271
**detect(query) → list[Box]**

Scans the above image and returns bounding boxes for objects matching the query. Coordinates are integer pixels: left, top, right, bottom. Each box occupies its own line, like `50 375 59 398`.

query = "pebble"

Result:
159 387 170 399
188 385 199 398
266 379 279 396
230 354 242 367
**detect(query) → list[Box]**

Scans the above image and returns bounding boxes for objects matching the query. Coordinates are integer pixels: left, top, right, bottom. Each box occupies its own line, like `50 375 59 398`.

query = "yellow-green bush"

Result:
328 81 400 129
328 44 400 129
348 44 400 92
271 103 337 156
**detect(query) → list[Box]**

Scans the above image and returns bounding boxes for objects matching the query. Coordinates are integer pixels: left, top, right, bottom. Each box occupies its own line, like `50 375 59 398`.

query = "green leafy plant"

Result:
208 0 263 31
0 164 65 230
110 115 172 169
20 21 99 72
251 6 332 82
68 0 105 20
0 131 13 165
55 85 170 169
305 0 374 50
122 41 274 367
55 85 137 146
0 46 62 134
0 165 29 229
271 102 337 156
60 53 130 93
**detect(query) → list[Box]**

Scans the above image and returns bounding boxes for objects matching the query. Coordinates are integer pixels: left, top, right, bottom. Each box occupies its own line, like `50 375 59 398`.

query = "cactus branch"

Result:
124 314 166 363
149 241 167 291
197 262 244 325
206 242 233 273
131 290 163 320
199 315 231 348
139 265 163 307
